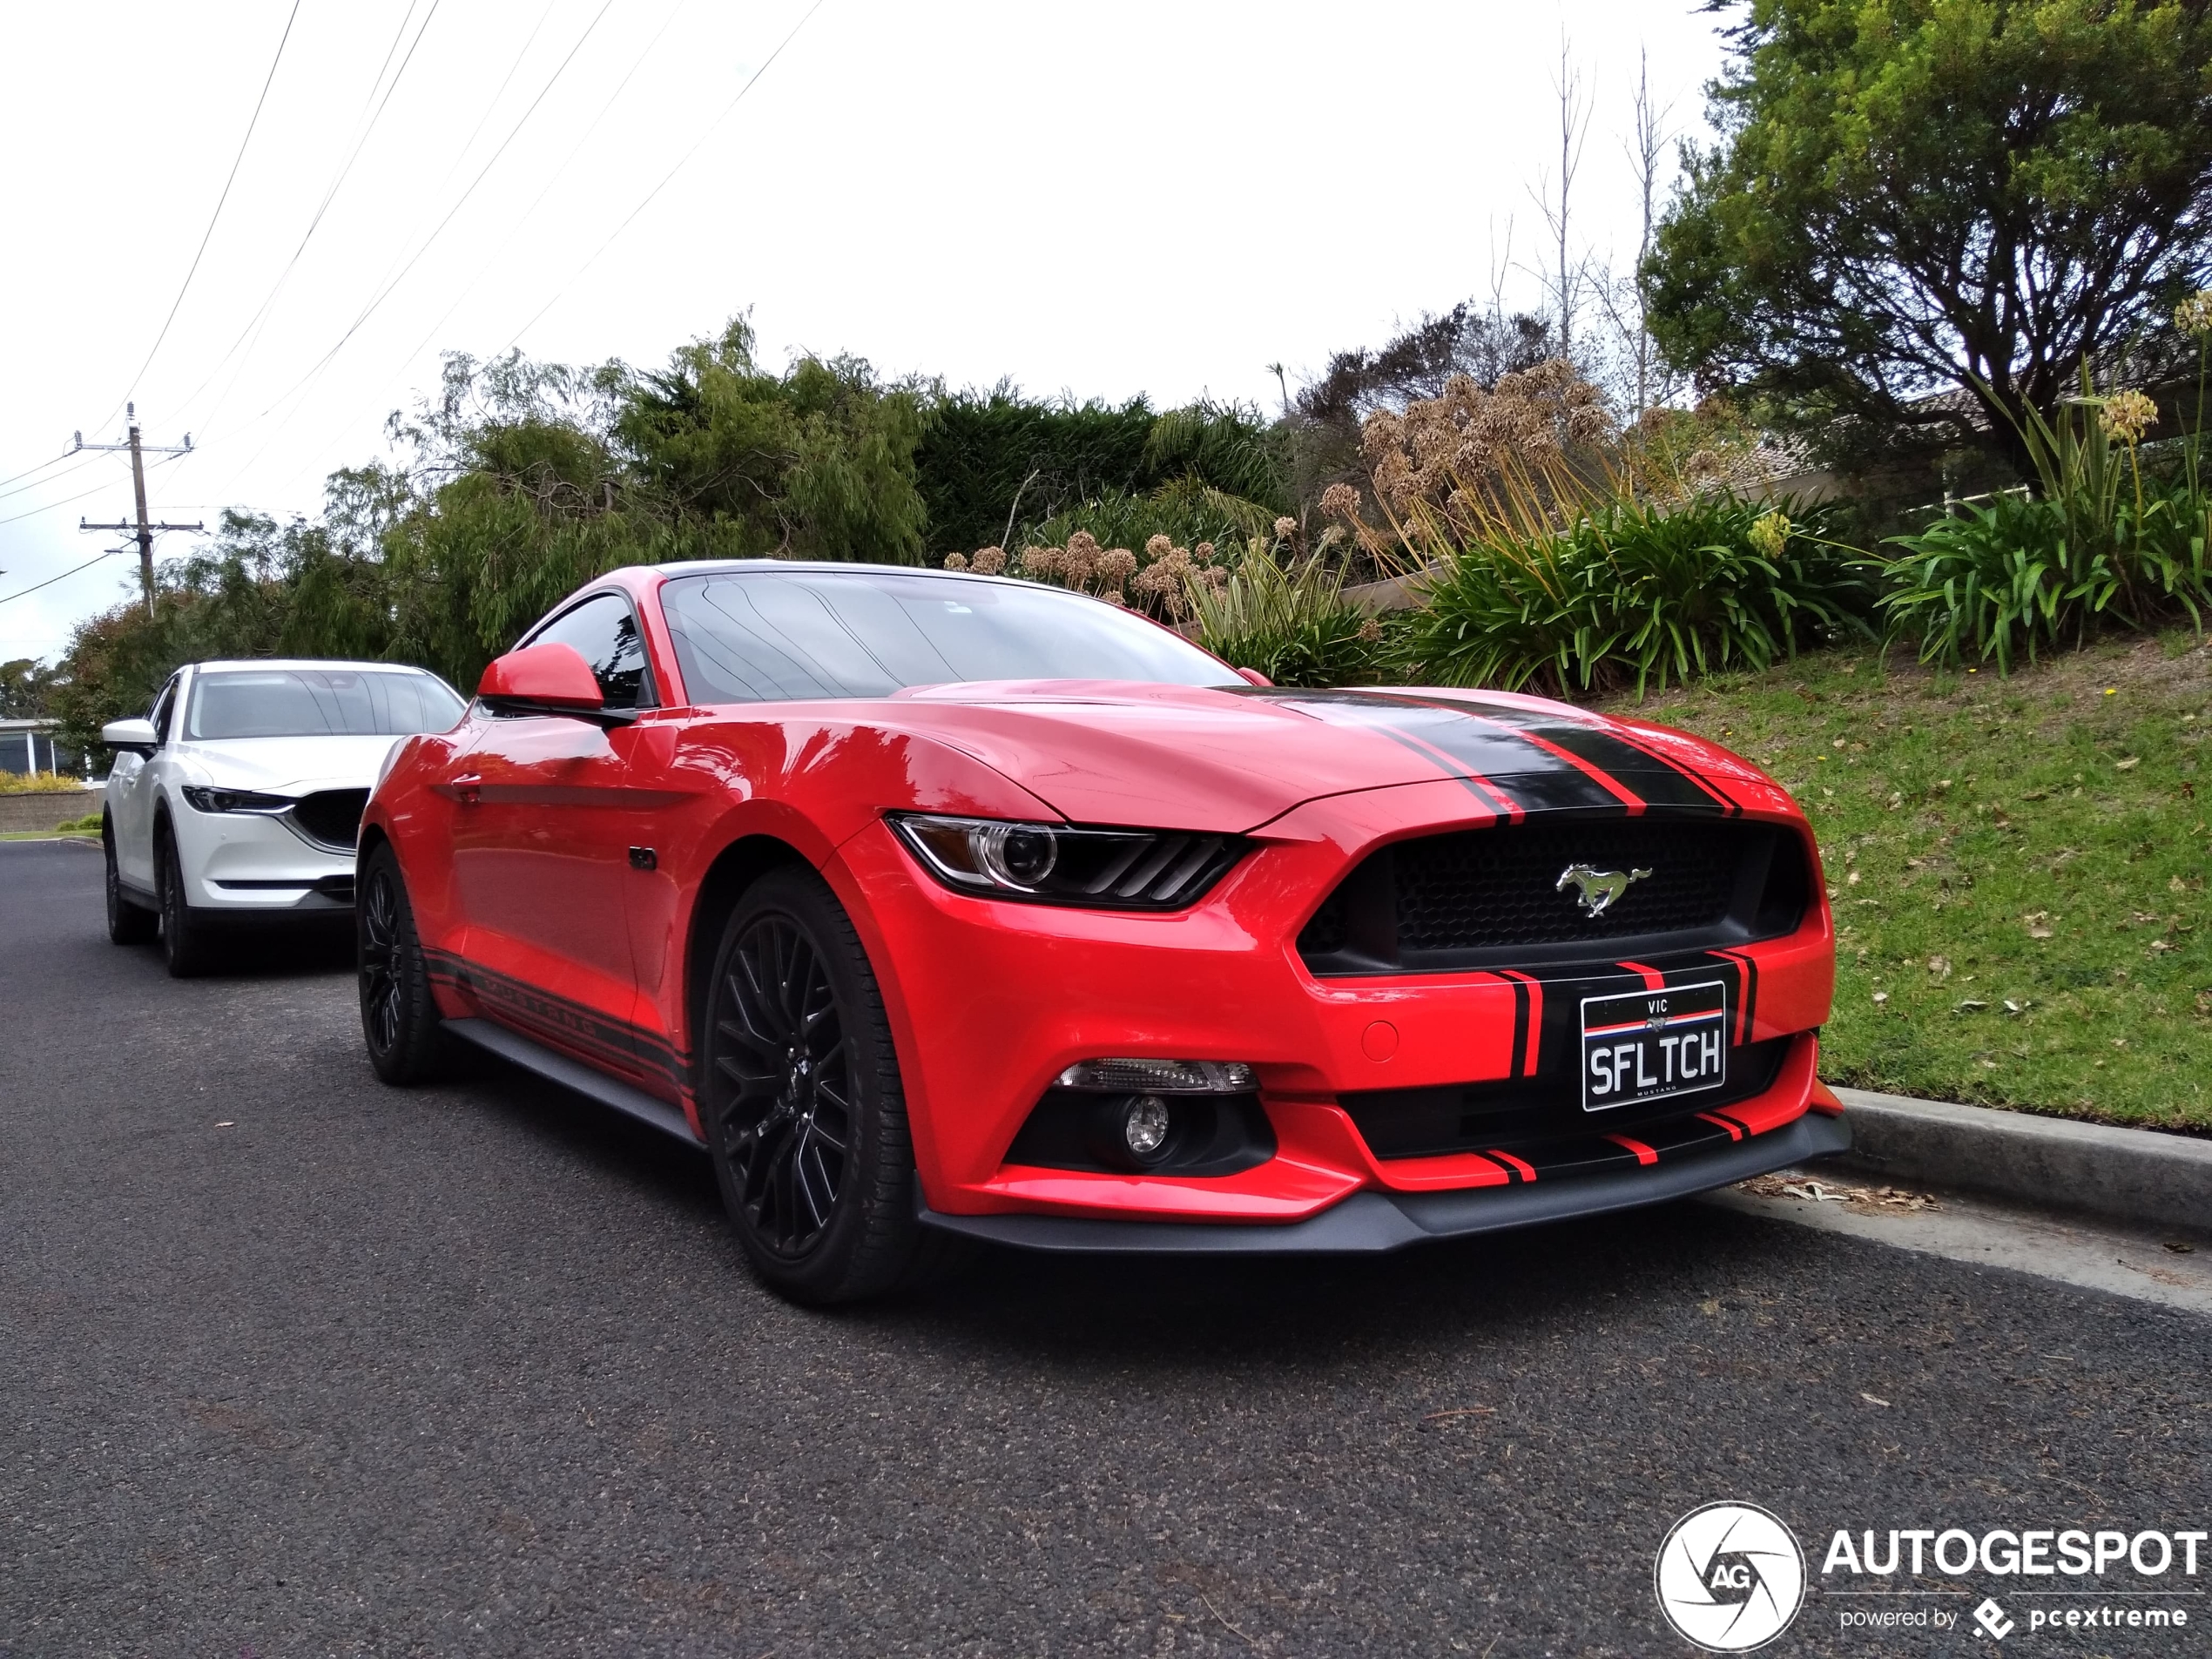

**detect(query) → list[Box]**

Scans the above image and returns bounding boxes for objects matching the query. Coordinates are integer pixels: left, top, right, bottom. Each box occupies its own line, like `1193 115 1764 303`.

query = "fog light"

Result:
1122 1095 1172 1159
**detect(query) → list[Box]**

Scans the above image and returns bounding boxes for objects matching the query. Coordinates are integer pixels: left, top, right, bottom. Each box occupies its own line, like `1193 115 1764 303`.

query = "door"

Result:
111 671 181 890
448 593 660 1082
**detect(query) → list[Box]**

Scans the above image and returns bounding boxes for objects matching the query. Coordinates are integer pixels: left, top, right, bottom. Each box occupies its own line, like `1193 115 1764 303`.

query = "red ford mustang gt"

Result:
358 560 1847 1302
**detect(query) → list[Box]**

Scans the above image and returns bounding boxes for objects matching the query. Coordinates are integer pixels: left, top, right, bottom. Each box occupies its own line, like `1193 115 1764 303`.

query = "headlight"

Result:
181 786 293 815
888 813 1245 909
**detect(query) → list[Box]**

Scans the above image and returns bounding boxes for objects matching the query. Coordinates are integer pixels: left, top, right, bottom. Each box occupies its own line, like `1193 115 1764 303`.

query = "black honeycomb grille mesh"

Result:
290 788 369 850
1393 821 1741 950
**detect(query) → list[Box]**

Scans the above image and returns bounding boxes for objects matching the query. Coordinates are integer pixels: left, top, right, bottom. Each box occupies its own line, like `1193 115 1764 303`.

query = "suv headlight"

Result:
181 786 293 815
888 813 1245 910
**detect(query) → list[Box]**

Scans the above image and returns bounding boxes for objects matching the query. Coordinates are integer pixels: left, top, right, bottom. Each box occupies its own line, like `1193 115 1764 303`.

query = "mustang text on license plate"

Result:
1580 978 1729 1112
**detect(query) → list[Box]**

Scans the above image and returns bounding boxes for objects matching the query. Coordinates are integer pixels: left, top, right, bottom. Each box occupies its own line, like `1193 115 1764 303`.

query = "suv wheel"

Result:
104 819 158 945
157 826 217 977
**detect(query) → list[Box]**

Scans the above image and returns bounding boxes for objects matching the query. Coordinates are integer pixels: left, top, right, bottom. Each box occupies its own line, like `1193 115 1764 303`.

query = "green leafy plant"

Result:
1186 551 1390 688
1396 491 1870 698
1876 362 2212 671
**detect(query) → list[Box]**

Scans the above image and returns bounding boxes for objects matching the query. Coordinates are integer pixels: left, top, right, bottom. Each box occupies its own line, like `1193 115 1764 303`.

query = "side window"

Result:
525 593 654 711
150 676 181 745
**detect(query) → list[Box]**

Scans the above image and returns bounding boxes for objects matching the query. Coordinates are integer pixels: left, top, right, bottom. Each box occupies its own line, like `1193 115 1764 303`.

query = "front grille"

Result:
1300 816 1807 974
288 788 370 851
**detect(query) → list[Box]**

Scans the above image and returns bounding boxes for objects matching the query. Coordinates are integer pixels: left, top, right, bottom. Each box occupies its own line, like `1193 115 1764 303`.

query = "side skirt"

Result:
444 1017 704 1150
917 1107 1851 1255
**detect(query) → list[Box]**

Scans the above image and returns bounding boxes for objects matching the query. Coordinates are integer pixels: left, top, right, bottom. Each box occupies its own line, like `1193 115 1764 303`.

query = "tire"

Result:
104 819 158 945
358 842 446 1084
699 867 931 1305
156 825 219 978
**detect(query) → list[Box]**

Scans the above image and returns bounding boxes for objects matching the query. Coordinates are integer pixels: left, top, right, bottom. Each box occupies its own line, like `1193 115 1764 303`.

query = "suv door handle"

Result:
450 773 482 806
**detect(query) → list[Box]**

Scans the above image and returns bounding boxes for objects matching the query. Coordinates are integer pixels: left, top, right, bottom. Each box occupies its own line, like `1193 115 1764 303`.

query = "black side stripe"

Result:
425 947 690 1098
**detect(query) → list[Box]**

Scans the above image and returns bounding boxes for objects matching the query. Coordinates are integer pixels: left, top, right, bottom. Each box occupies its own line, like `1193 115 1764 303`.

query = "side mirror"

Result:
102 717 158 755
477 643 631 726
1235 666 1273 687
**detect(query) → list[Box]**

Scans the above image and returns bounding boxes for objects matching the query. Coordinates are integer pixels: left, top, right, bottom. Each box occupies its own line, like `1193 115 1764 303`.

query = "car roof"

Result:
646 559 1009 585
187 659 445 675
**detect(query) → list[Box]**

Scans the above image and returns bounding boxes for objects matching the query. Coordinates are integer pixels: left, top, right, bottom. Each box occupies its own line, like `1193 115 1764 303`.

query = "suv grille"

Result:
1299 817 1807 974
289 788 370 851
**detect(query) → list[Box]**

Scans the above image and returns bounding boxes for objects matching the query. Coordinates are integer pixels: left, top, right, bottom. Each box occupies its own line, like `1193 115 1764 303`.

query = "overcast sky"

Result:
0 0 1731 664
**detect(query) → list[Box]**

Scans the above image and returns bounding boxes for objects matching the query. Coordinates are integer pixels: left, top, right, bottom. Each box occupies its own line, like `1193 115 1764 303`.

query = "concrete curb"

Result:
1826 1086 2212 1235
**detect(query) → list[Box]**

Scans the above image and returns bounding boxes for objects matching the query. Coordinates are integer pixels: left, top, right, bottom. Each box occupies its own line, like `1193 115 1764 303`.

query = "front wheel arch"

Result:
683 834 811 1087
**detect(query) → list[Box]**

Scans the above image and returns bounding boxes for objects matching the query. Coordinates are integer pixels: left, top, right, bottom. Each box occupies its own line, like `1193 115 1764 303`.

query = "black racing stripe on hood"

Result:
1267 690 1625 814
1394 694 1737 814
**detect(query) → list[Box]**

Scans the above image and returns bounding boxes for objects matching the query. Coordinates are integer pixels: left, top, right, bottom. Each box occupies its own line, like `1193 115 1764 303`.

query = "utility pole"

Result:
76 403 202 615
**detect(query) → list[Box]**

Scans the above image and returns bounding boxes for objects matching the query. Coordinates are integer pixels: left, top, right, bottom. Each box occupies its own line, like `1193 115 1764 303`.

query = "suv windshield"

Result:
660 570 1238 705
185 669 465 740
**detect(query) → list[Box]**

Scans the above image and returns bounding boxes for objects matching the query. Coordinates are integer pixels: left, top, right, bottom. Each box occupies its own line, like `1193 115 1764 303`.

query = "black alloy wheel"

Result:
701 867 933 1304
358 843 444 1084
104 819 158 945
157 826 215 978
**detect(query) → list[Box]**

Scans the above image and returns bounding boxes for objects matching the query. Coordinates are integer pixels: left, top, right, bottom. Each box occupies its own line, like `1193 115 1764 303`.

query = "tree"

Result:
1643 0 2212 466
0 658 52 718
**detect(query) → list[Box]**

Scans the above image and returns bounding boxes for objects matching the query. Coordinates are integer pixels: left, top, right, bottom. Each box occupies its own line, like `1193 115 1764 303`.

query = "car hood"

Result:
173 735 405 795
891 681 1779 832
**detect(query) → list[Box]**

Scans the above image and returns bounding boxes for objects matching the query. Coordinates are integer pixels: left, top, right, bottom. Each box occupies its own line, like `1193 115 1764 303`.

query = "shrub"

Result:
1395 492 1871 698
0 771 91 795
1877 362 2212 671
1187 552 1390 688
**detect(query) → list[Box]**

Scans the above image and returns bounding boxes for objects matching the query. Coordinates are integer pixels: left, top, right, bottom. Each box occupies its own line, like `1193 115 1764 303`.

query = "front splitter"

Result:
918 1108 1852 1254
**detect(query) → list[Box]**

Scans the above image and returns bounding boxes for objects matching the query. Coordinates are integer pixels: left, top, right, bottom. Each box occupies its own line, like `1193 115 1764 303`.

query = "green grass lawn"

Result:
1615 632 2212 1132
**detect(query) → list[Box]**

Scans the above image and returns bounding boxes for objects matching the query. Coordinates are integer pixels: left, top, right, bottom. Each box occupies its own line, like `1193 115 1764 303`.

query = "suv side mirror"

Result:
102 717 158 755
477 643 631 726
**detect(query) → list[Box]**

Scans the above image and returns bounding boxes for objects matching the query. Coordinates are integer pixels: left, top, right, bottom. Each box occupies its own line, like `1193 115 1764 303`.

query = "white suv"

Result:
101 659 466 975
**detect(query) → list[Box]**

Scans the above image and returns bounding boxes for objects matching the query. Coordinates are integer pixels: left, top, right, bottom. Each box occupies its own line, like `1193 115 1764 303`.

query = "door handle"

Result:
451 773 482 806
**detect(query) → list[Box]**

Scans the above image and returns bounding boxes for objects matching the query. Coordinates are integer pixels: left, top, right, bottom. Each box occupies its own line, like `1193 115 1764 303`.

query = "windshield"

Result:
660 570 1238 705
185 669 466 740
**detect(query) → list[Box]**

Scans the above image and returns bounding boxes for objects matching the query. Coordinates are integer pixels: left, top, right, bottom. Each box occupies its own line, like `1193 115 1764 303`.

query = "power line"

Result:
0 476 124 530
0 453 185 530
0 450 78 494
98 0 305 435
236 0 621 444
284 0 698 494
506 0 830 353
171 0 448 434
0 550 127 608
0 451 104 504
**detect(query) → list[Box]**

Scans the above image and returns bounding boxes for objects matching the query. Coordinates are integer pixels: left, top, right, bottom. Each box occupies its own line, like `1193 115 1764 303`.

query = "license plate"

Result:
1581 979 1729 1112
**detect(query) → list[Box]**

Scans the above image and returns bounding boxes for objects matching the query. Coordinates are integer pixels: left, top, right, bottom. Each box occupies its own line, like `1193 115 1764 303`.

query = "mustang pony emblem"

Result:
1555 863 1653 919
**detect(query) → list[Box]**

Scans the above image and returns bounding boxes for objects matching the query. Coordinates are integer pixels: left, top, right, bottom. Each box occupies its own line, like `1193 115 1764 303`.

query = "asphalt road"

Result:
3 836 2207 1658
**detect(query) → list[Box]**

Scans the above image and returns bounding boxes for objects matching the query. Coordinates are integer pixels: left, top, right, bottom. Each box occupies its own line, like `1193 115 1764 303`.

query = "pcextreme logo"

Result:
1655 1501 1809 1652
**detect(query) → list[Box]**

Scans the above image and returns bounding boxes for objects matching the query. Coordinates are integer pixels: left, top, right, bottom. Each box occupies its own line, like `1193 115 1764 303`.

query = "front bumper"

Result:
833 788 1839 1235
919 1103 1851 1252
171 797 355 913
